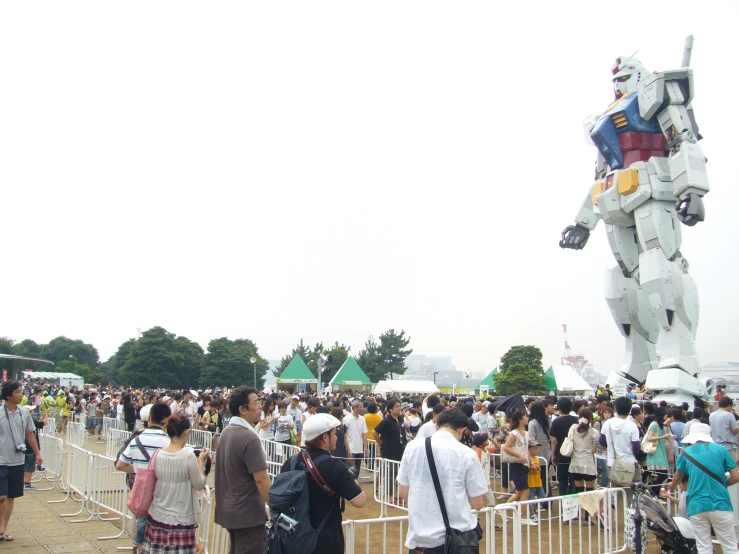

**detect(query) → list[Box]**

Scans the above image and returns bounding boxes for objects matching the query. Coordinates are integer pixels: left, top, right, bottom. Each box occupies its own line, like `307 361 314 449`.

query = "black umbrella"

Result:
490 393 525 414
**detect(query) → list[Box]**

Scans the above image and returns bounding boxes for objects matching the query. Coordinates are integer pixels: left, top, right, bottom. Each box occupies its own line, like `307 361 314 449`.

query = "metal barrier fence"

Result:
66 421 86 449
36 434 64 491
188 429 214 451
103 416 126 438
42 417 57 437
342 490 627 554
198 487 231 554
106 429 133 458
374 457 404 516
74 412 87 428
260 438 301 479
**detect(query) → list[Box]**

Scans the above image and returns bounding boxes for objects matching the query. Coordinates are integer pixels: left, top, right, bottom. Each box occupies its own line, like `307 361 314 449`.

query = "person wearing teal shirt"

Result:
669 422 739 554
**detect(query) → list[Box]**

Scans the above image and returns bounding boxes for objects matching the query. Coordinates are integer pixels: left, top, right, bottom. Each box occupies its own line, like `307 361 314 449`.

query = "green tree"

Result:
101 339 136 385
200 337 269 389
0 336 14 355
376 329 412 380
321 342 350 383
12 339 42 359
275 339 316 376
40 336 100 368
117 326 203 389
494 345 546 396
356 339 381 383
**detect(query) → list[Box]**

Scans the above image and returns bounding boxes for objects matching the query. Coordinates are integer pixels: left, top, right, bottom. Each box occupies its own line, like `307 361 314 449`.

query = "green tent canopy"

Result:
543 366 558 391
476 367 499 391
328 357 372 387
277 355 317 384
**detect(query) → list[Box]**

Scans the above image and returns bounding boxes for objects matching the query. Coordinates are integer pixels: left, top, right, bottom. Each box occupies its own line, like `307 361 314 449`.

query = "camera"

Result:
16 444 27 453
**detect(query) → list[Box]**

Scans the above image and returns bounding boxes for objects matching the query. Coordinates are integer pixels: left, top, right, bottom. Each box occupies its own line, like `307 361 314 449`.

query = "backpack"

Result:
114 430 148 490
267 451 336 554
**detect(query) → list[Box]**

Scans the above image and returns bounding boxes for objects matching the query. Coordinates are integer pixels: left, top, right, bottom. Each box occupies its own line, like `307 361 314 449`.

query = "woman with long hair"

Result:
122 393 136 432
527 402 552 465
141 414 208 554
645 407 672 489
258 397 278 440
593 405 613 488
502 409 536 526
568 408 599 524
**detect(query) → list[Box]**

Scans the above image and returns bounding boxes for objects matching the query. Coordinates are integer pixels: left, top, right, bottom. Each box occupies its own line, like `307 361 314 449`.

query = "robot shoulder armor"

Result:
638 69 694 120
583 113 601 146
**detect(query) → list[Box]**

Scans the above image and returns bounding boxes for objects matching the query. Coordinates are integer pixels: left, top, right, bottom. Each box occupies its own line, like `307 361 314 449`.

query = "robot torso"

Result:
590 93 666 170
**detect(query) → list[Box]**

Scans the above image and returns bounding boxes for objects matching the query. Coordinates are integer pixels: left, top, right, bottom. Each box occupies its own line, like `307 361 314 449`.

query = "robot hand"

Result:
559 224 590 250
675 193 705 226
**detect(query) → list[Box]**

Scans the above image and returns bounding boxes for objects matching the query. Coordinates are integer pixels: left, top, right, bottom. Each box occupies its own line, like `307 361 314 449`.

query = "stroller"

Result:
629 482 696 554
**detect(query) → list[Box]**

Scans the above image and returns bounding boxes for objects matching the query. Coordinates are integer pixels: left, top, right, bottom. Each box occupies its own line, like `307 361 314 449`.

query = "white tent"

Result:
22 371 84 389
547 365 594 397
373 380 440 396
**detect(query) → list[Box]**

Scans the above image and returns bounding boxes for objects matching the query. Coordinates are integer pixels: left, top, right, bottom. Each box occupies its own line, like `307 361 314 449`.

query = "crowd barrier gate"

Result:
106 428 133 458
35 434 64 491
260 438 301 479
187 429 214 451
66 421 86 449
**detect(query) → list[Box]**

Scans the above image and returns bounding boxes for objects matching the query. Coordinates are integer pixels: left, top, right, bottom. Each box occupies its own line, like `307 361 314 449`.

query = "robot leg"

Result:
604 266 658 388
635 200 710 401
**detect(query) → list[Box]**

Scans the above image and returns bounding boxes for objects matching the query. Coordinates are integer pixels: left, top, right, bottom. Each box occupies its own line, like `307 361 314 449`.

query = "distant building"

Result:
702 362 739 386
403 354 456 381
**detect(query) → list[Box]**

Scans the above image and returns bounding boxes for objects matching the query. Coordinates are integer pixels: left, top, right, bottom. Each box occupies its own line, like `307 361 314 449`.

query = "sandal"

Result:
1 533 14 541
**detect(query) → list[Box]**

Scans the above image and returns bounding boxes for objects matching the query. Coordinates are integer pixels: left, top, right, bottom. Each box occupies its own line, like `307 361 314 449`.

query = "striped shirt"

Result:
119 428 170 473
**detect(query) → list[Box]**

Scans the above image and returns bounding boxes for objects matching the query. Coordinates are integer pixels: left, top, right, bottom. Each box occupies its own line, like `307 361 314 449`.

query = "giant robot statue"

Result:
559 37 712 403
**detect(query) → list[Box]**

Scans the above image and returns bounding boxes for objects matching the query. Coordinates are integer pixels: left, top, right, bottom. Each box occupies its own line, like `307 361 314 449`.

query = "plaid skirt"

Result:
141 516 198 554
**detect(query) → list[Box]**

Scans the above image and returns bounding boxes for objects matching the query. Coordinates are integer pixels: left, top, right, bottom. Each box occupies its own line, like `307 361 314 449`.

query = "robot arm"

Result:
559 188 602 250
640 70 708 225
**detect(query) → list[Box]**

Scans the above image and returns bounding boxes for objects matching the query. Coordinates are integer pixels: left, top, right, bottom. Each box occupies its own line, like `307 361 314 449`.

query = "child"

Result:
527 440 546 521
472 432 497 508
274 401 295 446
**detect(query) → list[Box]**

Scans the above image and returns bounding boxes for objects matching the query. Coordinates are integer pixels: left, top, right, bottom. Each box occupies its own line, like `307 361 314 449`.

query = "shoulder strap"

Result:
134 435 151 461
302 451 336 497
682 448 725 485
425 437 450 531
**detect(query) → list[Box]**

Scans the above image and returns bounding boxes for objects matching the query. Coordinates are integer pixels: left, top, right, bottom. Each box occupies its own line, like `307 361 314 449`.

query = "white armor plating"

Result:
560 38 711 403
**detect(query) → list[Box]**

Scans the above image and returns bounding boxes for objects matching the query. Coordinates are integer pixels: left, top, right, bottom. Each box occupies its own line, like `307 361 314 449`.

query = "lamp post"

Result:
250 356 257 389
433 371 439 384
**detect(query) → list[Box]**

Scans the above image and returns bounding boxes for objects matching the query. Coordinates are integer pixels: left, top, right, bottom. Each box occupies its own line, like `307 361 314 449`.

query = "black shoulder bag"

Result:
425 438 483 553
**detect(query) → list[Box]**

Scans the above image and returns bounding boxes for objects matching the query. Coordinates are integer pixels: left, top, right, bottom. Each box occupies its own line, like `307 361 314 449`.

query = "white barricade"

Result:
106 429 133 458
66 421 86 449
42 417 57 437
49 444 92 519
90 453 134 540
364 439 379 476
74 412 87 428
188 429 214 451
36 434 64 491
375 457 405 516
346 488 627 554
198 486 231 554
260 439 301 479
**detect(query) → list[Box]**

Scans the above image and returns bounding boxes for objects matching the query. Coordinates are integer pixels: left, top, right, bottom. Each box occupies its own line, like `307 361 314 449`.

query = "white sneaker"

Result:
522 518 538 527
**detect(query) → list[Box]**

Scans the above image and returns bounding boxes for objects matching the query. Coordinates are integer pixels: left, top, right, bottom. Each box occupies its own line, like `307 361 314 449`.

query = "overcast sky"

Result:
3 2 738 380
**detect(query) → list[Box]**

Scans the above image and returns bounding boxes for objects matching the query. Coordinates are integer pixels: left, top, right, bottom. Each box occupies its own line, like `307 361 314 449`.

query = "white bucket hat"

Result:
681 422 714 445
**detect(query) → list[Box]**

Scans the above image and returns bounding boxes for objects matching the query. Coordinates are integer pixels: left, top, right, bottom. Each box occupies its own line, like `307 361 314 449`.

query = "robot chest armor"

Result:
591 93 666 170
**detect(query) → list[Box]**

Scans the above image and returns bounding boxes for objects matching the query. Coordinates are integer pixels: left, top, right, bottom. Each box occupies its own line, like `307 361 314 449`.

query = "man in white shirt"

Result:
600 396 641 493
472 402 490 430
343 401 368 474
116 402 171 552
416 405 445 440
398 409 488 552
421 394 440 420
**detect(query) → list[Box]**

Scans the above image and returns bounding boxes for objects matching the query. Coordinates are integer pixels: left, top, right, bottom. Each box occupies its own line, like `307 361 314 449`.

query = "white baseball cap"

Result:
292 395 300 400
139 404 153 424
302 414 342 442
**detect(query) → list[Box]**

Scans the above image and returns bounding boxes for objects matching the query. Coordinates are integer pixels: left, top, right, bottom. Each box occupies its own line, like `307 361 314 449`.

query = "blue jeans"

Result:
135 514 147 545
529 486 546 513
597 457 609 487
556 463 574 496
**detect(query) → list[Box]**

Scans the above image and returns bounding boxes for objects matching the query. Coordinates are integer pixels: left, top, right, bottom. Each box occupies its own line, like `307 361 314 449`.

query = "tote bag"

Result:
559 424 576 457
127 449 160 517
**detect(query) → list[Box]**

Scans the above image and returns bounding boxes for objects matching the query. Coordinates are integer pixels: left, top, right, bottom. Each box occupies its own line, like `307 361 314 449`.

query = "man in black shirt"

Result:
550 397 579 496
372 398 408 461
280 414 365 553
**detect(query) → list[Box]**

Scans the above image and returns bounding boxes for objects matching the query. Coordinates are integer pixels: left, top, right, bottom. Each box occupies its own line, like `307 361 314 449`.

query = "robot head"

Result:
611 55 648 99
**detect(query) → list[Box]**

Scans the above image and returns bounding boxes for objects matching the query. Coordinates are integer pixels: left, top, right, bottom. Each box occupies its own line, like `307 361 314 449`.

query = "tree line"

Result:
0 327 413 390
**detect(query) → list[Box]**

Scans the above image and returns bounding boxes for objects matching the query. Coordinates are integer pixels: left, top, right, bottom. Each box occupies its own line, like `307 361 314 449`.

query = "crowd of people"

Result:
2 376 739 553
